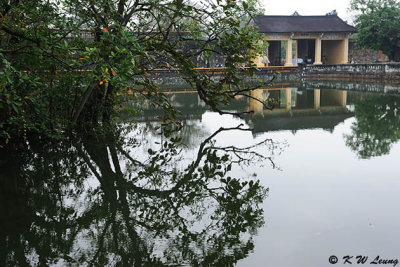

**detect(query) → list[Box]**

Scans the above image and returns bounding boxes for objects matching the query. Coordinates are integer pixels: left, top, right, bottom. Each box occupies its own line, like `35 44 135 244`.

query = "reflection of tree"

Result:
0 123 277 266
345 95 400 159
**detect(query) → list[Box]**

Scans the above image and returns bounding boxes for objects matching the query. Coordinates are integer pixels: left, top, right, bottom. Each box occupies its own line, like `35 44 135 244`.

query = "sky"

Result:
260 0 354 23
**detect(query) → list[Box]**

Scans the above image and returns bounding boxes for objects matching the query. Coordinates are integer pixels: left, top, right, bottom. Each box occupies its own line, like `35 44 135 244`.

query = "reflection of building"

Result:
253 12 357 67
248 88 352 132
128 87 353 133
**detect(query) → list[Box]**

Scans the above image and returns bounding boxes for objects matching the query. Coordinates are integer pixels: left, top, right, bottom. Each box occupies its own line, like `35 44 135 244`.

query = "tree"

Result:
0 2 276 265
0 0 267 147
350 0 400 61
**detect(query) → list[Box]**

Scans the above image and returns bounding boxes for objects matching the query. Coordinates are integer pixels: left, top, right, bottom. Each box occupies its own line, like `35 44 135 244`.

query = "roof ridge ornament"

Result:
326 10 338 16
292 11 300 16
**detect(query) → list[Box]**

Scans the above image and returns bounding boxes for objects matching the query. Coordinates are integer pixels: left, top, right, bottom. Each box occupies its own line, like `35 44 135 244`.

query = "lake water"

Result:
2 83 400 266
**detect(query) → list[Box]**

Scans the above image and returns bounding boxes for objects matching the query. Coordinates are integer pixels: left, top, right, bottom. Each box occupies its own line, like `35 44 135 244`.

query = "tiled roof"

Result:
253 15 357 33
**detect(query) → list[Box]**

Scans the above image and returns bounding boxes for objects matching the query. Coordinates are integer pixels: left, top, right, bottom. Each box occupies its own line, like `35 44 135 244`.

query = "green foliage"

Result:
345 95 400 159
0 0 266 147
350 0 400 61
0 2 273 264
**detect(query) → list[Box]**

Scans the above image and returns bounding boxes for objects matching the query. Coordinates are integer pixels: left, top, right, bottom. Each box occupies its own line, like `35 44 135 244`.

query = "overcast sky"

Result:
260 0 354 23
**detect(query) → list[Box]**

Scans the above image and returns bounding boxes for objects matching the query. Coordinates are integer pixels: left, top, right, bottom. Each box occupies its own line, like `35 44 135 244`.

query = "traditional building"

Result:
253 12 357 67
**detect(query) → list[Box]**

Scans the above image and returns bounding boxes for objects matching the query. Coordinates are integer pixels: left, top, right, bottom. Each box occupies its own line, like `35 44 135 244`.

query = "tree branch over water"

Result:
0 0 268 146
0 120 281 265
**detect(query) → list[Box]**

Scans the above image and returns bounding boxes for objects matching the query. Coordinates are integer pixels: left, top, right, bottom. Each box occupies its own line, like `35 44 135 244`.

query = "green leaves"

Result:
351 0 400 60
1 0 267 147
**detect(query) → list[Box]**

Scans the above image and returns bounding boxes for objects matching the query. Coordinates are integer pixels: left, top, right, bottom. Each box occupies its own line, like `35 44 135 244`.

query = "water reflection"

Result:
345 95 400 159
248 87 400 158
131 88 353 133
247 88 351 133
249 88 347 113
132 86 400 159
2 83 400 266
0 123 273 266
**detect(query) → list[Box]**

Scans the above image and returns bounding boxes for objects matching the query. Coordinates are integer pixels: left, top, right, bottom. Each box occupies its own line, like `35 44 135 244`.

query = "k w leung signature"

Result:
329 255 398 266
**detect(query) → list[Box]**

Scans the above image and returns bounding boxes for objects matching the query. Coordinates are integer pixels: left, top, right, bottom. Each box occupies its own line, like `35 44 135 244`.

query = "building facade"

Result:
253 12 357 67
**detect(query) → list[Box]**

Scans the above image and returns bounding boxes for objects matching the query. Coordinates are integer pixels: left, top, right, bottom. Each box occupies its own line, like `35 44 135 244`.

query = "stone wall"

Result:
142 63 399 89
144 67 299 89
301 63 400 81
298 79 400 95
348 39 389 63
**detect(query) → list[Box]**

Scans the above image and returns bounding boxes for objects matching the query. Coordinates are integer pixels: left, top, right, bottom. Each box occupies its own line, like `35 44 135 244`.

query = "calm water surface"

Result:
2 84 400 266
